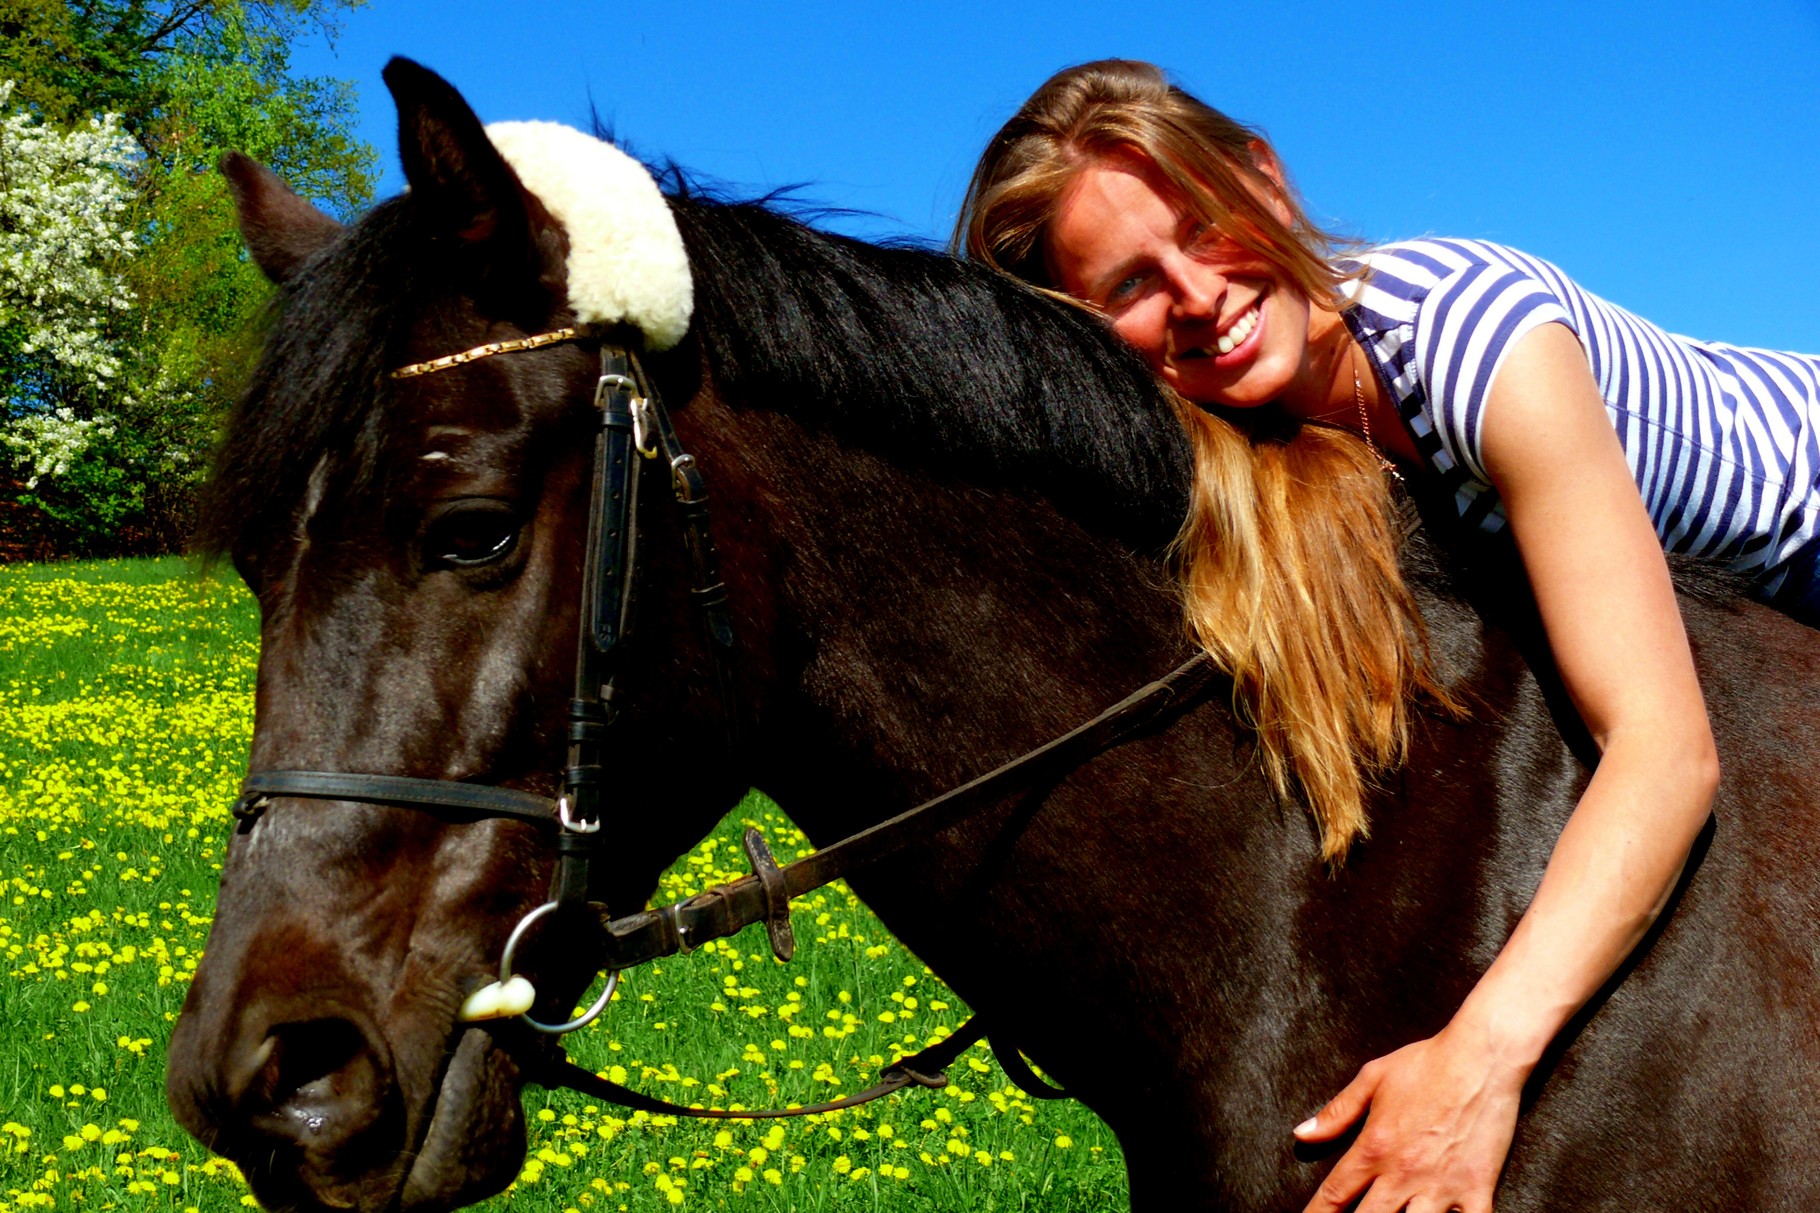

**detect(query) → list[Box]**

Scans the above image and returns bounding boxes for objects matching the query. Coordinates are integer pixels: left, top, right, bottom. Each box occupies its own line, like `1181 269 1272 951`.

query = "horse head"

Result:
167 60 746 1212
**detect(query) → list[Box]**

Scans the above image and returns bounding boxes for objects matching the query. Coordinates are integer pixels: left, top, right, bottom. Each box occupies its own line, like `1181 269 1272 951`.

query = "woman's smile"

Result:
1044 155 1317 410
1171 292 1264 366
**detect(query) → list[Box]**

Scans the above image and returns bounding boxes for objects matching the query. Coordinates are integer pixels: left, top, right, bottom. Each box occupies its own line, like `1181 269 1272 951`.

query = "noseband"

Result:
229 327 1218 1116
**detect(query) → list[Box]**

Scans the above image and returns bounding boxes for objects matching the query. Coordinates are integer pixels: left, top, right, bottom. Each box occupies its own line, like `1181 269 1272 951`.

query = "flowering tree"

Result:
0 1 373 555
0 79 137 487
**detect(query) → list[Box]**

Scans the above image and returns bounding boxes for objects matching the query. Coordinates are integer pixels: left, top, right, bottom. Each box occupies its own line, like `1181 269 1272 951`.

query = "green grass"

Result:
0 558 1128 1212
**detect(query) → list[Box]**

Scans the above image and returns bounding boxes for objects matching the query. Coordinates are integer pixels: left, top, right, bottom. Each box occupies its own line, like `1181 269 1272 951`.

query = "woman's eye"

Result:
1109 272 1147 302
424 506 521 568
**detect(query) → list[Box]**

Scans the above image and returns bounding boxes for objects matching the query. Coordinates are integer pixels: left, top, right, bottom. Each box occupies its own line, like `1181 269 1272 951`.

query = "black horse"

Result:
167 60 1820 1213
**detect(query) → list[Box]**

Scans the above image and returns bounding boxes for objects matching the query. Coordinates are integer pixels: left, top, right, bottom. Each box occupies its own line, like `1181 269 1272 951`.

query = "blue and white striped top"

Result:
1336 238 1820 609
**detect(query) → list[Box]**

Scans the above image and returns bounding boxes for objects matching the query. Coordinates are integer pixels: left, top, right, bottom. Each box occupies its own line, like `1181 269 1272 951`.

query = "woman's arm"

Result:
1296 321 1719 1213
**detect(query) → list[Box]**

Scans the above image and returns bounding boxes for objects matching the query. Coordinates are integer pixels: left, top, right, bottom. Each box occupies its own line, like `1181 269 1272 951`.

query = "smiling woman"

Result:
961 65 1454 867
959 56 1820 1213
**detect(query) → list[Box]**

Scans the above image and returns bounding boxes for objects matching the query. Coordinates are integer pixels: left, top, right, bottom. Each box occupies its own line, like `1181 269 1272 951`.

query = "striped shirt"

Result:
1336 239 1820 607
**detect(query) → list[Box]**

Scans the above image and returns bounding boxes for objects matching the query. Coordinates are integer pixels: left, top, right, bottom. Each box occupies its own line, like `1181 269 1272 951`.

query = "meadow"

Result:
0 558 1128 1212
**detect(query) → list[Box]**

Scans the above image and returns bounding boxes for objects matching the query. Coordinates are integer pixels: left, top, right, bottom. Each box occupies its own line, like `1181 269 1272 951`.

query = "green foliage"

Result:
0 0 376 557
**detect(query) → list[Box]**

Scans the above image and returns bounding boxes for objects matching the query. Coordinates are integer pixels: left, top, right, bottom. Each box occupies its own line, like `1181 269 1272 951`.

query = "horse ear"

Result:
219 152 343 284
382 57 554 287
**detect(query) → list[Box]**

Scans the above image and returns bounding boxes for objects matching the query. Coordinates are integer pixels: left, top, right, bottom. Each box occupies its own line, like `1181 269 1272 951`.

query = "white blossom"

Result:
0 79 139 476
1 405 115 487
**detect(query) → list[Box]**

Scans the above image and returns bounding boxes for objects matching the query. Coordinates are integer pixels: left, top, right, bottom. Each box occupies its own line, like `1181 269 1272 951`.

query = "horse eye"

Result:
424 505 521 569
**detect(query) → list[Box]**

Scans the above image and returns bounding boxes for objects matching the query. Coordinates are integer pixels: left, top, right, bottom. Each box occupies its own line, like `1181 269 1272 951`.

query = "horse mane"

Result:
196 196 422 563
197 188 1195 565
663 188 1193 553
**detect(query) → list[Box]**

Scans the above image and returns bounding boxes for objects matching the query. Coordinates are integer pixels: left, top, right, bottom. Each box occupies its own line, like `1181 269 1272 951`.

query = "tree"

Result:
0 0 373 555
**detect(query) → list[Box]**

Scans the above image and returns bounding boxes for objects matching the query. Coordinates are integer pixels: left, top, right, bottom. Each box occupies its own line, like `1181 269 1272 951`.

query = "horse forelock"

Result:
198 198 423 566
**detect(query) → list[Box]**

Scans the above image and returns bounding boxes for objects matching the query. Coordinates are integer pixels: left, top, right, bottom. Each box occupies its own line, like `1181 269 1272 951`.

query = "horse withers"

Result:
167 60 1820 1212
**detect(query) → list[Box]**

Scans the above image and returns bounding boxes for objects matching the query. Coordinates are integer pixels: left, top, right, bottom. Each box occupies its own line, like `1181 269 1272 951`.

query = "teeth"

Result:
458 975 537 1021
1213 305 1259 355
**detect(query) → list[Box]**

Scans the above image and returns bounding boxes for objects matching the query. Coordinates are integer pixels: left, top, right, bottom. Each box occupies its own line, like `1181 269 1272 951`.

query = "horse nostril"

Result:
248 1018 387 1144
218 1016 402 1211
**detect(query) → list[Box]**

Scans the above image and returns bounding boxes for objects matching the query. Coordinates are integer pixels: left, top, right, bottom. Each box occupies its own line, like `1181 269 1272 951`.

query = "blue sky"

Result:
292 1 1820 351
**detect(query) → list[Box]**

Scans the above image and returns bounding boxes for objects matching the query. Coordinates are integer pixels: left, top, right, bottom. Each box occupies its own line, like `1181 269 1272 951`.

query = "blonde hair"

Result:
958 60 1458 861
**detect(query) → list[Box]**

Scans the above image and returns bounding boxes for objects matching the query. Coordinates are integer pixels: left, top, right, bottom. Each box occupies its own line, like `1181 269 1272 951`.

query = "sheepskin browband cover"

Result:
485 120 693 351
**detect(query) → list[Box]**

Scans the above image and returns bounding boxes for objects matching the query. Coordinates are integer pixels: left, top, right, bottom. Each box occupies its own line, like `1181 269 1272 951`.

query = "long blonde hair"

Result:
957 59 1458 861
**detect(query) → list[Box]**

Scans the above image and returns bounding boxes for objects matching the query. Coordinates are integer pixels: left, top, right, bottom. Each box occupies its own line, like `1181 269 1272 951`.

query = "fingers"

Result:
1295 1061 1380 1143
1300 1139 1499 1213
1303 1160 1494 1213
1301 1153 1373 1213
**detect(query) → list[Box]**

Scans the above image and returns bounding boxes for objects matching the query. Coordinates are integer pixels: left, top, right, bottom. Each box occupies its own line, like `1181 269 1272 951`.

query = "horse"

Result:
166 59 1820 1213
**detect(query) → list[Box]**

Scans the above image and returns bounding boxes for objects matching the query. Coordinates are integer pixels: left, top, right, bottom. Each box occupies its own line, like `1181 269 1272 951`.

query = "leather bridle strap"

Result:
587 650 1221 971
532 1015 989 1119
234 771 558 828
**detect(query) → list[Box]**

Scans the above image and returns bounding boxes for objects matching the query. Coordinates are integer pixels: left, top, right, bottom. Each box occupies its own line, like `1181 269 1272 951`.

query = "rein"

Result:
230 330 1218 1119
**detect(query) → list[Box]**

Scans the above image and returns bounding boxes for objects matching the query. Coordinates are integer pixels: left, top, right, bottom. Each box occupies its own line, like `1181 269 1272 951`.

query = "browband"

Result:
391 327 584 379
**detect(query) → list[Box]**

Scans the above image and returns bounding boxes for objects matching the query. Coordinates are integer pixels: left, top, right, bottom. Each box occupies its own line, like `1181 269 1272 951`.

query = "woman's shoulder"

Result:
1339 238 1560 299
1341 239 1574 340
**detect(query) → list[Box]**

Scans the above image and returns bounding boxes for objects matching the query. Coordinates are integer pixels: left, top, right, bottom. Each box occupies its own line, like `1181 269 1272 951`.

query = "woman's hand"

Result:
1295 1024 1526 1213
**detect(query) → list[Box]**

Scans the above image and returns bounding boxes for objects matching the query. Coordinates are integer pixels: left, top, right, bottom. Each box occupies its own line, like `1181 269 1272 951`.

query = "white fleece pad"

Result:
486 120 693 351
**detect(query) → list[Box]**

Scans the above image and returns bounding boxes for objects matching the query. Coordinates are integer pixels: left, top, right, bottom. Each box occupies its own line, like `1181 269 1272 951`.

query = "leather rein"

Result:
228 331 1218 1118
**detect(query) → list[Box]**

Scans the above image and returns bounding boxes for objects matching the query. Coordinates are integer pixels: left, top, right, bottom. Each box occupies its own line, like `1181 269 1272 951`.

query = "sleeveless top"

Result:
1334 238 1820 612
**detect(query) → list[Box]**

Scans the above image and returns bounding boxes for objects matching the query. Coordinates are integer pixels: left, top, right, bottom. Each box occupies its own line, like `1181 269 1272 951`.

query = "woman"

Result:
957 59 1816 1213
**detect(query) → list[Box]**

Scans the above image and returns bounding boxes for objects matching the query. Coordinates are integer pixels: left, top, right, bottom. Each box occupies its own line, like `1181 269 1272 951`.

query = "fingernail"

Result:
1294 1117 1318 1136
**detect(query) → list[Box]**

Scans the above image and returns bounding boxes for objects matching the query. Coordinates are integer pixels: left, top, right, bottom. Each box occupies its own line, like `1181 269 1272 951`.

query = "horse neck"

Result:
681 394 1189 831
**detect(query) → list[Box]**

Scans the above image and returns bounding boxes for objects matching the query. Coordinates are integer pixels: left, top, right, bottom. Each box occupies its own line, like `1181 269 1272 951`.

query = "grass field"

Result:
0 558 1128 1212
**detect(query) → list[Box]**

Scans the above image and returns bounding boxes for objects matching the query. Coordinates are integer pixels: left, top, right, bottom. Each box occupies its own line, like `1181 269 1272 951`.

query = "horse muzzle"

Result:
167 966 528 1212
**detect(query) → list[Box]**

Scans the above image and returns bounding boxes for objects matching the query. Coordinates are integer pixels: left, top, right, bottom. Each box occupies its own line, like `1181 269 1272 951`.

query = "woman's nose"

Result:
1168 255 1223 319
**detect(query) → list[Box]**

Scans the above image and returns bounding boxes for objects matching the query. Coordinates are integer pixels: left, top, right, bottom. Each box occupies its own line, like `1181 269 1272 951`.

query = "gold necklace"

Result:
1351 348 1404 482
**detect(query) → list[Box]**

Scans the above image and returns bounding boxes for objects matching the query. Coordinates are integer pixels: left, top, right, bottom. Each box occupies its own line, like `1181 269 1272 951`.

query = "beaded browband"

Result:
390 327 585 379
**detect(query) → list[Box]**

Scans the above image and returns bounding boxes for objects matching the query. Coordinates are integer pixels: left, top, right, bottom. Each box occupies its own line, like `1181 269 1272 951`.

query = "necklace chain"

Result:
1351 350 1404 483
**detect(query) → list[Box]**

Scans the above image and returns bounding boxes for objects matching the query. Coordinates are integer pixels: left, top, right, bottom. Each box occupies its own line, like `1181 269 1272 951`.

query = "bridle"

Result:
228 327 1219 1117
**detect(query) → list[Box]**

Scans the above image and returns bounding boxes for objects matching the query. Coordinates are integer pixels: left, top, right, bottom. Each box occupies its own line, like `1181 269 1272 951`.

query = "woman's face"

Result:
1045 155 1312 409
